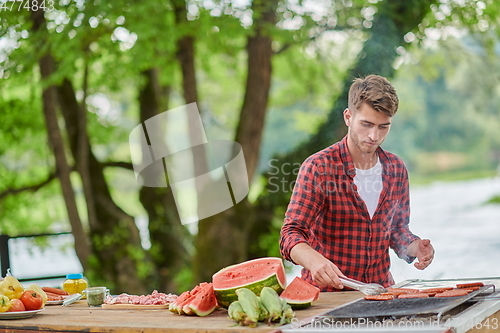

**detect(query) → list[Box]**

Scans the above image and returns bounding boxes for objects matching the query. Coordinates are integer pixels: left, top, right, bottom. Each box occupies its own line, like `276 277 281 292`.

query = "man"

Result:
279 75 434 291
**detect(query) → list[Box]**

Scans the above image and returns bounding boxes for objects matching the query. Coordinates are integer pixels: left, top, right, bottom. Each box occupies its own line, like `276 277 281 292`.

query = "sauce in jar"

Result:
63 273 88 296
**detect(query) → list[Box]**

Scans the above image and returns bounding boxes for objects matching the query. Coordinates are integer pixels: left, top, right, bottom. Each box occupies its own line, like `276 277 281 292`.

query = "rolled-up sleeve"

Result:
280 158 325 264
389 166 419 263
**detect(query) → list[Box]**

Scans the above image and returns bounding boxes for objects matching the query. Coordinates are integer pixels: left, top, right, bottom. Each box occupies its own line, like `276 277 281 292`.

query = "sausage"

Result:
434 289 470 297
47 294 64 301
456 282 484 289
419 287 454 297
364 294 395 301
386 287 420 297
42 287 69 295
387 287 420 293
397 293 430 299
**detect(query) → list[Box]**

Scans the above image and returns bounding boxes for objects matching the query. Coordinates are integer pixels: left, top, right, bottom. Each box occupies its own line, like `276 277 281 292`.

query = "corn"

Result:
259 286 283 322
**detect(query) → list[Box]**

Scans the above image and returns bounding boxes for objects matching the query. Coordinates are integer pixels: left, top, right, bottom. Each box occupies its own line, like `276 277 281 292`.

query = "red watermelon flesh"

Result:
212 257 287 308
280 277 320 309
170 291 191 314
171 284 204 314
188 283 218 317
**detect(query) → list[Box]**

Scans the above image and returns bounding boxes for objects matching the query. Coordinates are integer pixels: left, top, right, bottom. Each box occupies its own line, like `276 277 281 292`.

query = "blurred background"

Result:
1 0 499 294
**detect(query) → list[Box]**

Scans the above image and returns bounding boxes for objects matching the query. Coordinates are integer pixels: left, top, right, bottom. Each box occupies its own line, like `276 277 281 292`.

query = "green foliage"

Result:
385 35 500 176
2 0 500 289
173 266 194 294
486 194 500 204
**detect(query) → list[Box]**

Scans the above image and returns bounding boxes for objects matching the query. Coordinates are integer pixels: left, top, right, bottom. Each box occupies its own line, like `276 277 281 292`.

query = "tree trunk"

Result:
173 0 209 182
56 76 151 294
193 0 278 283
30 9 91 271
249 0 439 259
138 68 192 293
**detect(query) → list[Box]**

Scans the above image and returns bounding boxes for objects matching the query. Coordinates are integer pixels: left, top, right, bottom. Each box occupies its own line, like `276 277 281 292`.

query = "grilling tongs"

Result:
339 276 387 295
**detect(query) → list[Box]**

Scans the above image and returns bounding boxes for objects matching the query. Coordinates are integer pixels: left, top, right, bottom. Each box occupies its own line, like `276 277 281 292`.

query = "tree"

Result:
2 0 498 293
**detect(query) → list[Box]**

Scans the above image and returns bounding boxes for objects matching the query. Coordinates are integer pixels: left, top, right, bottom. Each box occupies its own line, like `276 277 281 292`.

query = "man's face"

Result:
344 102 392 154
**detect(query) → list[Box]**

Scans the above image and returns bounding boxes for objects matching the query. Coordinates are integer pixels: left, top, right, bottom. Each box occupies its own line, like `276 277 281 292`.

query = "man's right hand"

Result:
290 243 345 289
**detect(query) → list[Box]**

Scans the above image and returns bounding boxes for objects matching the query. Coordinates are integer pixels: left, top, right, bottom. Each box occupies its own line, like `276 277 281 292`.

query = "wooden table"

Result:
0 292 362 333
2 293 497 333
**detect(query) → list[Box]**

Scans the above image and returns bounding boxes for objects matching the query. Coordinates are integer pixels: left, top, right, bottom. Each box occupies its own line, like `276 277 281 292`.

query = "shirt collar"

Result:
339 135 393 178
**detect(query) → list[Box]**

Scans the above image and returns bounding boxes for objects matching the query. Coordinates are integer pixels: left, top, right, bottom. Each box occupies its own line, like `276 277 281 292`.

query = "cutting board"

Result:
102 304 169 310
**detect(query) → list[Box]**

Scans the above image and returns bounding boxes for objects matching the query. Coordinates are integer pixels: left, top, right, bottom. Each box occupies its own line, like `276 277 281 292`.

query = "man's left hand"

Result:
408 239 434 270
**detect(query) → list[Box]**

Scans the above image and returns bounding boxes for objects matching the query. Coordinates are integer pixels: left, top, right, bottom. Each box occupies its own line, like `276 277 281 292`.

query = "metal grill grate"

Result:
321 285 495 319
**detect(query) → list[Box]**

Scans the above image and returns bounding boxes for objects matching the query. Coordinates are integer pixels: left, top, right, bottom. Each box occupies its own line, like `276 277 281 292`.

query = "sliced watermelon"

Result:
212 257 286 308
169 282 215 315
280 277 320 309
188 283 218 316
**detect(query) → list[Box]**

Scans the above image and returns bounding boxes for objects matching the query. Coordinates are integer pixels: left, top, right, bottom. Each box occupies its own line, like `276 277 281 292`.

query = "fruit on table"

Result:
7 299 25 312
169 282 217 316
279 276 320 309
0 274 24 300
27 284 48 306
20 290 43 311
187 283 217 316
0 295 11 313
212 257 286 308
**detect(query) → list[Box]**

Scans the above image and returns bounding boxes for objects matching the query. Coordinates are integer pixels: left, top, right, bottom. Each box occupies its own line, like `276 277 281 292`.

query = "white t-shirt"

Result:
354 159 383 218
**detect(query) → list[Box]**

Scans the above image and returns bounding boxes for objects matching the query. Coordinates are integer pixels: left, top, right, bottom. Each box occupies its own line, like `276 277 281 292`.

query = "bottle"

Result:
62 273 88 297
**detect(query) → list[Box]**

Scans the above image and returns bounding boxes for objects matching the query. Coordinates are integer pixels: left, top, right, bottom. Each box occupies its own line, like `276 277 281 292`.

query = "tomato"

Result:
20 290 43 311
7 299 25 312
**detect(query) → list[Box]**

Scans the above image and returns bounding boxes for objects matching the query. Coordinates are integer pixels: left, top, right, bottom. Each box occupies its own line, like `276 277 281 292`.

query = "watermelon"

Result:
212 257 286 308
188 283 218 316
280 276 320 309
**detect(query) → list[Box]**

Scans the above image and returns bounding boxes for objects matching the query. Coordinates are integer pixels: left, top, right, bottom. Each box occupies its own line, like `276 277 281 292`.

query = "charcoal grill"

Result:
319 285 495 320
279 277 500 333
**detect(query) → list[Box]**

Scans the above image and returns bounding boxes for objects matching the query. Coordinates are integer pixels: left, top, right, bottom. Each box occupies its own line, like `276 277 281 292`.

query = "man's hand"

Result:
290 243 345 289
408 239 434 270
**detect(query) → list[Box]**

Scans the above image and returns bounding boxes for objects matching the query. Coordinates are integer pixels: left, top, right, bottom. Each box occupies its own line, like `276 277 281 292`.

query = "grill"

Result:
281 278 500 333
319 285 495 320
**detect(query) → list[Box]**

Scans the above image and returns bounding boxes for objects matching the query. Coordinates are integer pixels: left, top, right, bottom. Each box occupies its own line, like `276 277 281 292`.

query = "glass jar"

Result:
62 273 88 297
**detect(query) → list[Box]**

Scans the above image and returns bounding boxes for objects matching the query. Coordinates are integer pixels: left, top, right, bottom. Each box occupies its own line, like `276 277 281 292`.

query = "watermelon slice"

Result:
212 257 286 308
188 283 218 316
280 277 320 309
169 282 217 316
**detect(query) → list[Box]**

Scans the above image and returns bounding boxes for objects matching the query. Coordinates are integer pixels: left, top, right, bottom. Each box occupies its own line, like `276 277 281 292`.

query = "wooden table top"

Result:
0 292 362 333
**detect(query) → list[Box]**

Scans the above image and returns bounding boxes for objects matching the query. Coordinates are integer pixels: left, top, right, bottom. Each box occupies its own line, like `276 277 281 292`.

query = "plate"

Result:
46 300 64 305
0 308 45 320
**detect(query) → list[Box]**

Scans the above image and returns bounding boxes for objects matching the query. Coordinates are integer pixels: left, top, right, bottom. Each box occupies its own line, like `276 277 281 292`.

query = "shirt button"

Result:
367 246 372 250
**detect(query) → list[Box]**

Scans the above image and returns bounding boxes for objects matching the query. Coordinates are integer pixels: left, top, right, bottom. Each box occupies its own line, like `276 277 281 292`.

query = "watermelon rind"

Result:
212 257 286 308
189 284 217 317
280 299 314 310
280 276 320 310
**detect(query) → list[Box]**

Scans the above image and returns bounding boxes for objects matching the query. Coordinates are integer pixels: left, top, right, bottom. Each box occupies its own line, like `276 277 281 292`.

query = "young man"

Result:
280 75 434 291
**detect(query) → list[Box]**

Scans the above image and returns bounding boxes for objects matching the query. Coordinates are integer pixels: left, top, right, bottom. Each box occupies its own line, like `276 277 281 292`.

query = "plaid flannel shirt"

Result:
280 136 419 291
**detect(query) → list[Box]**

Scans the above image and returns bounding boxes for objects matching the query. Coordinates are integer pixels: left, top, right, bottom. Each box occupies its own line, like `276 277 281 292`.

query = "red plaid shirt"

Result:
280 136 419 291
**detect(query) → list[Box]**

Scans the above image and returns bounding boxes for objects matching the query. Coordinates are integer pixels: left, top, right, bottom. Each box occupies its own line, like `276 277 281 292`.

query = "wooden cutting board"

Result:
102 304 169 310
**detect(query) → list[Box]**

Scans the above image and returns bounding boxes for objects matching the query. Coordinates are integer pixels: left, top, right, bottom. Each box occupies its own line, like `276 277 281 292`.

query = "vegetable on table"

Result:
7 299 25 312
0 295 11 313
20 290 43 311
0 273 24 300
